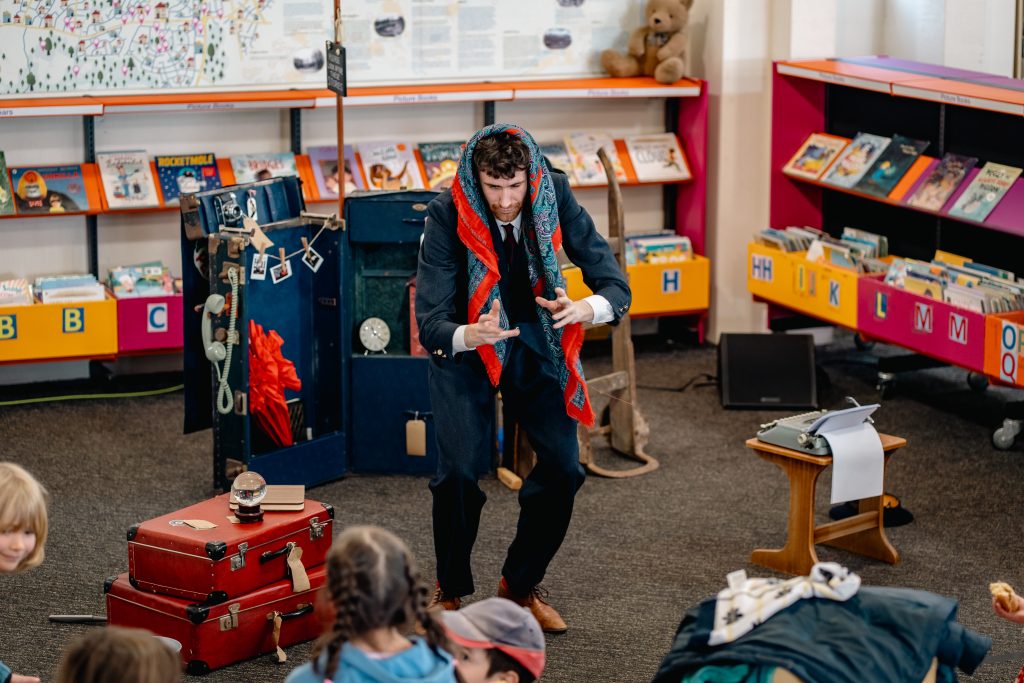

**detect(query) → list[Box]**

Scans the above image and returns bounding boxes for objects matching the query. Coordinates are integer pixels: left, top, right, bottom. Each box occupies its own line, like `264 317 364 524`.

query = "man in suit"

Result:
416 124 630 633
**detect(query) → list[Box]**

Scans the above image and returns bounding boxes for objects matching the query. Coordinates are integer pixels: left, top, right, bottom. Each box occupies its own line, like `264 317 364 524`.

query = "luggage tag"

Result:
406 412 426 457
268 611 287 663
287 545 311 593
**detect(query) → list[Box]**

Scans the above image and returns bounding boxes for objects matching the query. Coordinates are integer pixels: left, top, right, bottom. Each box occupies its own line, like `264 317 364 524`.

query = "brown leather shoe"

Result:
498 578 567 634
428 583 461 612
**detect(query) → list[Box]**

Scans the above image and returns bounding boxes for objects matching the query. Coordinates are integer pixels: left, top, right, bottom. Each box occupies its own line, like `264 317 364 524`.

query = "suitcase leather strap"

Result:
287 545 311 593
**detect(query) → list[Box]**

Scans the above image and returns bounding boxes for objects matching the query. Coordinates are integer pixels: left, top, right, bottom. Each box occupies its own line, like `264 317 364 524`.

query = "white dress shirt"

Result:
452 212 613 353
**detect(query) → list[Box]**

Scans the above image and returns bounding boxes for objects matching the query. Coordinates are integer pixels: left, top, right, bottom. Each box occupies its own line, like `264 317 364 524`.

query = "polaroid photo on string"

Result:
270 258 293 284
250 252 268 281
302 246 323 273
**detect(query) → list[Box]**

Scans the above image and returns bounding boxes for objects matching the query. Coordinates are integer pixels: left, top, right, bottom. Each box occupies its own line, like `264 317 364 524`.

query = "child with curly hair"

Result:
285 525 456 683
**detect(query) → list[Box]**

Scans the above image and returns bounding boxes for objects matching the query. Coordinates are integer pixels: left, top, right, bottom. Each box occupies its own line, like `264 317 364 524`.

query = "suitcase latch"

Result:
231 542 249 571
309 517 326 540
219 603 240 631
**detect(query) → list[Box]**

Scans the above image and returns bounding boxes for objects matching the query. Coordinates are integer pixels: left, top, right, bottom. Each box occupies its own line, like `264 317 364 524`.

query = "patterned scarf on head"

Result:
451 123 594 426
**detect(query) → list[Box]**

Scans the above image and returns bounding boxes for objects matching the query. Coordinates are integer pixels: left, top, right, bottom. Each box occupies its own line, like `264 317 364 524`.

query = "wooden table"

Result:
746 433 906 576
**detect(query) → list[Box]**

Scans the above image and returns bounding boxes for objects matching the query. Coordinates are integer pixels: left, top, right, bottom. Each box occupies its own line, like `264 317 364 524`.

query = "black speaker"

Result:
718 333 818 409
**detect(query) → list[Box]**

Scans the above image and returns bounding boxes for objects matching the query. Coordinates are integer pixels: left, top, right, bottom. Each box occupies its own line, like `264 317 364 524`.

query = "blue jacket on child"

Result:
284 638 455 683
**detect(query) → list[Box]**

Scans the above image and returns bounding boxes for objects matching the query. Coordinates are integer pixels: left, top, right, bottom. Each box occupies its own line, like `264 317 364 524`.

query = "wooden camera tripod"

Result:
499 148 658 488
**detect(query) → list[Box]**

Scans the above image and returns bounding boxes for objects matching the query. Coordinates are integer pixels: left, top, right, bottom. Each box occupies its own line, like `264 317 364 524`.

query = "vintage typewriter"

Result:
756 398 878 456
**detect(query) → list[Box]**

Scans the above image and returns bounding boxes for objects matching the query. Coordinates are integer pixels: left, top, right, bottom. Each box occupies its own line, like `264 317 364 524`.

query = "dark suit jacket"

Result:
415 171 631 363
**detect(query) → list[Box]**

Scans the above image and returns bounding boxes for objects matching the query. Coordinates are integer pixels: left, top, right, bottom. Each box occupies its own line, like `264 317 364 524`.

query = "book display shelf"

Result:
1 75 709 366
753 56 1024 448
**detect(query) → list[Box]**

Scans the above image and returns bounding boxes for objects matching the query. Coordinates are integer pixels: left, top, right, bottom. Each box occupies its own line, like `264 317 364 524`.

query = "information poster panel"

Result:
341 0 642 85
0 0 642 96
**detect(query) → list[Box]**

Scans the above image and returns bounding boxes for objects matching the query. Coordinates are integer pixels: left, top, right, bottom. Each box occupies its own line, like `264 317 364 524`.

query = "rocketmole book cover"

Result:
155 153 222 205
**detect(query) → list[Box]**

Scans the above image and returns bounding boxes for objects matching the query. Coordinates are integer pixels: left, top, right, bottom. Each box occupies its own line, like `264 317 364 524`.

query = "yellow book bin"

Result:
563 255 710 317
746 243 859 329
0 296 118 363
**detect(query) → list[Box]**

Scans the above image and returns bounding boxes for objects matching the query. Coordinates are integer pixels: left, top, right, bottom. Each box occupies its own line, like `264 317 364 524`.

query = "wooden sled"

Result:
577 148 658 478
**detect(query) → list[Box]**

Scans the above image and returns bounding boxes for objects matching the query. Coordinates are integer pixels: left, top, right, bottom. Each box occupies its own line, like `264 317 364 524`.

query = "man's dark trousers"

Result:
428 333 585 599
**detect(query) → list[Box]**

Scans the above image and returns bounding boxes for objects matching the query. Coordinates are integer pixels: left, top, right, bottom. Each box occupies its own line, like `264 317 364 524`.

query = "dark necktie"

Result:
503 224 517 269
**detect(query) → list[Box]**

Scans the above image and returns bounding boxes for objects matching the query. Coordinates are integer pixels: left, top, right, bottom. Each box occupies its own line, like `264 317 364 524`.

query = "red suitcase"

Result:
105 566 327 675
128 493 333 603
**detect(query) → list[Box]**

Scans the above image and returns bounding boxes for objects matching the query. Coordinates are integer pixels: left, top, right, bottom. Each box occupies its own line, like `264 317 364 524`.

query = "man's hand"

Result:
12 673 41 683
535 287 594 330
464 299 520 349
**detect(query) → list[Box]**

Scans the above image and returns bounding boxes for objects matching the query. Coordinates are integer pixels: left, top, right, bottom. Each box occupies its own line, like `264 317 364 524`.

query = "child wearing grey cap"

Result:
441 598 545 683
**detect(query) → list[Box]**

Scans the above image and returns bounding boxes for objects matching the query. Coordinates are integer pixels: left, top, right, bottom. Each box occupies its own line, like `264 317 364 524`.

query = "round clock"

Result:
358 317 391 353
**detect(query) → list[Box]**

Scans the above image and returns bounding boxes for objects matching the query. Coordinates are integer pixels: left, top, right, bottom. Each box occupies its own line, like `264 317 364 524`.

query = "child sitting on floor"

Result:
56 626 181 683
441 598 545 683
0 462 49 683
285 525 456 683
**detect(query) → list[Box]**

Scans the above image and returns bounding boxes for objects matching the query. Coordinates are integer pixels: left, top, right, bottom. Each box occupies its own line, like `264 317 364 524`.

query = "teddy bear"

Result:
601 0 692 85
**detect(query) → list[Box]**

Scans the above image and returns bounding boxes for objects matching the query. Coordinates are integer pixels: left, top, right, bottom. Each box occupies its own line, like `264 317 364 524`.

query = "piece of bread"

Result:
990 581 1020 612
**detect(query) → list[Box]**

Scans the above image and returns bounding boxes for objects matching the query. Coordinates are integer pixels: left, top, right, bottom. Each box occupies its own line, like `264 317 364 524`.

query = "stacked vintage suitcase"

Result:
105 492 334 675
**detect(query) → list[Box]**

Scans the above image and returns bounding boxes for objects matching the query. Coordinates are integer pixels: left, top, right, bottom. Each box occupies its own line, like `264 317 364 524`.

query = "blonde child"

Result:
0 462 48 683
285 525 456 683
56 627 181 683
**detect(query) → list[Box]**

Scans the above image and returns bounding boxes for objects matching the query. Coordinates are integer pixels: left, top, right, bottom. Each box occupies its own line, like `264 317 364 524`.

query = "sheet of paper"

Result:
821 423 883 504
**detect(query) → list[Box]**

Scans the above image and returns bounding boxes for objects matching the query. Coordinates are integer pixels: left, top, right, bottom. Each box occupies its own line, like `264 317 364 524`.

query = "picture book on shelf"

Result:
417 141 463 191
538 141 577 184
782 132 849 180
155 153 222 205
564 132 628 186
821 132 891 189
623 133 691 182
948 161 1023 222
230 152 298 184
356 141 423 191
107 261 174 298
308 145 364 198
905 153 978 211
96 150 159 209
854 135 929 197
10 165 89 214
0 152 14 216
0 279 32 306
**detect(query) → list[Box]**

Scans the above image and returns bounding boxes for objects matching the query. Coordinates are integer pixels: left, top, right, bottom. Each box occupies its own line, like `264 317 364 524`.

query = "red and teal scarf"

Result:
451 124 593 426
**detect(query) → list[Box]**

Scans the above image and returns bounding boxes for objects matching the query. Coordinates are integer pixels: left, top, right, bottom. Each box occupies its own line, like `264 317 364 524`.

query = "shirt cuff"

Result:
452 325 471 353
584 295 614 325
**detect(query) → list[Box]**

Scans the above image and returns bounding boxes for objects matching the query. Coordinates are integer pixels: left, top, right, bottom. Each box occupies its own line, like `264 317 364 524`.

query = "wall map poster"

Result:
0 0 330 96
0 0 643 97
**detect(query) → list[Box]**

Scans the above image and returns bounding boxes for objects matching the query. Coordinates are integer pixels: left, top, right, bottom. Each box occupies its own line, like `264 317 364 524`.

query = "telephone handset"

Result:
202 294 227 362
204 267 240 414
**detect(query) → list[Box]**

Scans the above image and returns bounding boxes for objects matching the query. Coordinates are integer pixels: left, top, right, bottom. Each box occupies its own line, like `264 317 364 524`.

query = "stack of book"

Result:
107 261 176 299
884 252 1024 314
627 234 693 265
34 274 106 303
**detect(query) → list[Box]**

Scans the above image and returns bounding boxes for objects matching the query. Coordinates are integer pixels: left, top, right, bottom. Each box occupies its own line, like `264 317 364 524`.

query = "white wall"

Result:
837 0 1017 76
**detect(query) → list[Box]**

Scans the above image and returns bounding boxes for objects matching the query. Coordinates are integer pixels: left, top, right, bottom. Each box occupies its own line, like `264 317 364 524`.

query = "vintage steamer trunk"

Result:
180 176 348 490
105 566 326 676
128 493 333 603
